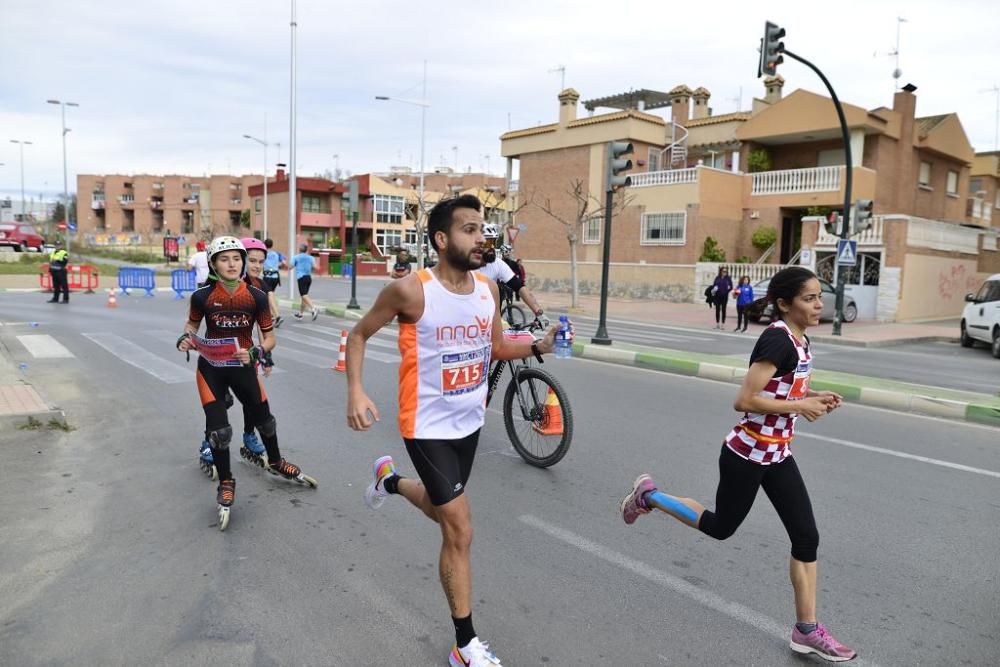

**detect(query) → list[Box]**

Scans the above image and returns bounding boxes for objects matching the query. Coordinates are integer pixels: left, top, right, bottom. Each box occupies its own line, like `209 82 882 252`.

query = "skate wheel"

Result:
218 506 230 531
300 474 318 488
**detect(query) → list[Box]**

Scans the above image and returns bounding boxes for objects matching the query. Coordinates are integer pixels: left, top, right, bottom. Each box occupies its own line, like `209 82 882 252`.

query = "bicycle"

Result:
485 320 573 468
499 284 528 329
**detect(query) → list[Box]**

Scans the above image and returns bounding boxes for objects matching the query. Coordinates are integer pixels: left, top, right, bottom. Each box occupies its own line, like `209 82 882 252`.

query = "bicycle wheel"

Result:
502 367 573 468
503 303 528 328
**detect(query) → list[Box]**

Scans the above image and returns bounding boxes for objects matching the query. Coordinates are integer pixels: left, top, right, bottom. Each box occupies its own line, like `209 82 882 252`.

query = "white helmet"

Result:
482 223 500 239
207 236 247 277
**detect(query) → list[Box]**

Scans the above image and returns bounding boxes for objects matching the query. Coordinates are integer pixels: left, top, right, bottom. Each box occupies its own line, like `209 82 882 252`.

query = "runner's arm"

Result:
488 281 558 360
734 362 832 419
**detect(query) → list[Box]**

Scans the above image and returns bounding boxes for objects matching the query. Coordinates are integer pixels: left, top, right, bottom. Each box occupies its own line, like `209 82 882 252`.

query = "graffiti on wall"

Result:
937 264 983 301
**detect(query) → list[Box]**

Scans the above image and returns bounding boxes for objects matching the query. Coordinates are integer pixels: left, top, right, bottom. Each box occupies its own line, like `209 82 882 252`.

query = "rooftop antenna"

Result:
549 65 566 90
728 86 743 112
875 17 907 91
981 85 1000 151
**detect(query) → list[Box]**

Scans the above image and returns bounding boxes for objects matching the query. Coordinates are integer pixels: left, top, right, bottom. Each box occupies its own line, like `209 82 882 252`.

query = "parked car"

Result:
0 223 45 252
960 274 1000 358
747 277 857 324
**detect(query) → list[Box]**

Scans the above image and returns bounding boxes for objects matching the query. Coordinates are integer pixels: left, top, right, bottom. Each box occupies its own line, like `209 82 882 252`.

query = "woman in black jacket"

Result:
711 266 734 329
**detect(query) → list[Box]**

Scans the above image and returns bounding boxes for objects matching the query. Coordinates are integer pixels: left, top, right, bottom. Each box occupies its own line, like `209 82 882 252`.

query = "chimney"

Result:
669 85 692 127
763 75 784 104
276 168 286 181
892 82 918 121
692 87 711 120
893 83 918 214
558 88 580 126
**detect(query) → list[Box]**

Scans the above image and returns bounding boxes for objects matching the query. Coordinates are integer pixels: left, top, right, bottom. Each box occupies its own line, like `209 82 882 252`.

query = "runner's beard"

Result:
444 244 484 271
483 248 497 264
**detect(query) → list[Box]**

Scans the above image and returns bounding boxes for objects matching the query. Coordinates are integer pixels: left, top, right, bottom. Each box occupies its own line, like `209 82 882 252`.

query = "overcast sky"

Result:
1 0 997 201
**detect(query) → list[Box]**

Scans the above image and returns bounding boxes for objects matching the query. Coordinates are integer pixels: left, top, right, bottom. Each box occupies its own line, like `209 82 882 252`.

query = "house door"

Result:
815 251 881 320
780 215 801 264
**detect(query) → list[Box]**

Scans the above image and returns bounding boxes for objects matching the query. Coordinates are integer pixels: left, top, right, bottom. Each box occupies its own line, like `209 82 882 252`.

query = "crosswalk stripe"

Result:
16 334 75 359
82 333 192 384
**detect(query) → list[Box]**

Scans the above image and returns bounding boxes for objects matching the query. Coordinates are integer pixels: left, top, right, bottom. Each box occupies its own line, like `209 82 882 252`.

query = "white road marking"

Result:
796 432 1000 479
16 334 74 358
519 514 883 667
82 333 192 384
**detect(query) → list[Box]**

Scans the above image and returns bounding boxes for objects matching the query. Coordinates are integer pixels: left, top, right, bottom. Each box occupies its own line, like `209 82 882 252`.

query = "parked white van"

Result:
960 273 1000 357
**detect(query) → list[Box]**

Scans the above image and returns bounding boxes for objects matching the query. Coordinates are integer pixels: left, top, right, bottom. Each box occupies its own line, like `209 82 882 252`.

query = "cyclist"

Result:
346 194 564 667
177 236 311 519
619 266 856 663
477 224 546 326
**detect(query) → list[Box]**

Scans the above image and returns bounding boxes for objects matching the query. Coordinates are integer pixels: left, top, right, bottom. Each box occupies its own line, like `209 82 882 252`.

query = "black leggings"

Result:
698 445 819 562
196 357 280 480
714 297 728 324
736 304 748 330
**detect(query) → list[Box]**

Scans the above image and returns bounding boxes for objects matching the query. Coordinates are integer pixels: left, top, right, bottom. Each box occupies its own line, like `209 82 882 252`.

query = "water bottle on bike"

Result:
555 315 572 359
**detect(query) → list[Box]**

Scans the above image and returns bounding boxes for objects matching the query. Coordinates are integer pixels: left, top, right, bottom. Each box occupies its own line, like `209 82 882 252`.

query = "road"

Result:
1 292 997 665
302 276 999 395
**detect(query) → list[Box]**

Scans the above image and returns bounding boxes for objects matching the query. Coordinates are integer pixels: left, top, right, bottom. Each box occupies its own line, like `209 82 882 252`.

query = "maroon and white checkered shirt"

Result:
725 320 812 465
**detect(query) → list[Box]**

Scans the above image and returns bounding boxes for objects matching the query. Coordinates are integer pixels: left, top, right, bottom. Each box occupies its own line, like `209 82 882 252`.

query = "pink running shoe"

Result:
619 474 656 525
790 623 857 662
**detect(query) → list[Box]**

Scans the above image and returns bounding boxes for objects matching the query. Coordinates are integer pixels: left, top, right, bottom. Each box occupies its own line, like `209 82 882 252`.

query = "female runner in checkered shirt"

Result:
619 266 857 663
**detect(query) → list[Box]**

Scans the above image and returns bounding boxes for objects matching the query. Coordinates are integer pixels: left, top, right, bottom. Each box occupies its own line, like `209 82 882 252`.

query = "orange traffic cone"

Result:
332 329 348 373
532 387 564 436
106 288 118 309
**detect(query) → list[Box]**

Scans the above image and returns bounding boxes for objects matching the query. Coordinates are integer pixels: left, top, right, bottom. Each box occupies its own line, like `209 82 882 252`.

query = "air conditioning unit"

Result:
749 210 760 219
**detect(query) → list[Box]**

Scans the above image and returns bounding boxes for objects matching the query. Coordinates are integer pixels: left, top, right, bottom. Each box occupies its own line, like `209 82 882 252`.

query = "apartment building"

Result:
245 170 345 256
501 81 1000 321
967 151 1000 228
77 173 263 242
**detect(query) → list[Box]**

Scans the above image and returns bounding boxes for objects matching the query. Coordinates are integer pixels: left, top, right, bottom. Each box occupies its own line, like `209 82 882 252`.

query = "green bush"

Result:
734 256 753 264
20 253 48 264
699 236 727 262
751 226 778 252
747 149 773 173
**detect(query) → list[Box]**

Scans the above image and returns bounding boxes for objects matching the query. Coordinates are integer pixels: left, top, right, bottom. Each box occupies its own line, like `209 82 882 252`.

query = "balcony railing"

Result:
751 166 840 195
184 196 199 204
630 168 698 188
230 198 242 205
152 183 164 190
91 197 105 210
150 199 163 209
118 195 135 205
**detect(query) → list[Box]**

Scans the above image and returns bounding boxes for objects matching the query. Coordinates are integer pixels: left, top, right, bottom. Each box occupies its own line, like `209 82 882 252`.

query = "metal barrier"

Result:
117 266 157 297
170 269 198 299
38 264 100 294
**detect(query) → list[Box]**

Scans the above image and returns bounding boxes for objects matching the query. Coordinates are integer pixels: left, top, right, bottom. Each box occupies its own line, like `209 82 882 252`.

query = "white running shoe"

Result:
311 307 319 321
449 637 503 666
364 456 397 510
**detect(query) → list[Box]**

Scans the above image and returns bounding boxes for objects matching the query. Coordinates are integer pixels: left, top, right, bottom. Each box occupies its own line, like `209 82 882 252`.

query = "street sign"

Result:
517 223 527 231
58 223 67 230
799 246 812 265
506 227 520 243
836 239 857 266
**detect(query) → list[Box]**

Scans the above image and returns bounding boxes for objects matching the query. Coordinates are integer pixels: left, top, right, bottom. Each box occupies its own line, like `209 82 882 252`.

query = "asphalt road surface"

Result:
1 292 997 665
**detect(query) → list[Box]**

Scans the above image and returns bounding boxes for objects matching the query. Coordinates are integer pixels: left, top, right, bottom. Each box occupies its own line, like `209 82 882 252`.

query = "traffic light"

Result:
853 199 874 233
606 141 633 191
824 210 841 236
759 21 786 77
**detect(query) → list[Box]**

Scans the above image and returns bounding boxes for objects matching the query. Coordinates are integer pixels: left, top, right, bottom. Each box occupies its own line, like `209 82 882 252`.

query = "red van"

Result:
0 223 45 251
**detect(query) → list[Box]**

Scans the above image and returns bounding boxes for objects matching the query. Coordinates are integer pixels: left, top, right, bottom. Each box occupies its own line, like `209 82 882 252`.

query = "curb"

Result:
808 334 958 348
573 342 1000 428
0 406 68 430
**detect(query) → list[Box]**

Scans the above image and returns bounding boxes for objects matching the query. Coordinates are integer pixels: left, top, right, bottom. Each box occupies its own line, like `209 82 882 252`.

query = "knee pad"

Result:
258 415 277 438
208 425 233 451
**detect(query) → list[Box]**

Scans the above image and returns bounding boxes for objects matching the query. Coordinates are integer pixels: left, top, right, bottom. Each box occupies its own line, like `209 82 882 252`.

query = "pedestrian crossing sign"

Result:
836 239 857 266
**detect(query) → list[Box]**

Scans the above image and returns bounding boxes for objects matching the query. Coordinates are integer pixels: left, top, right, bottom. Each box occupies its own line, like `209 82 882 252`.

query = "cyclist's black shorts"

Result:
196 356 271 433
297 275 312 296
403 430 480 506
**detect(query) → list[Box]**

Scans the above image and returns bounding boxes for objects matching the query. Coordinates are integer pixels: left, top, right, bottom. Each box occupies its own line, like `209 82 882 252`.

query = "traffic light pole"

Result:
347 210 361 309
782 49 852 336
591 187 615 345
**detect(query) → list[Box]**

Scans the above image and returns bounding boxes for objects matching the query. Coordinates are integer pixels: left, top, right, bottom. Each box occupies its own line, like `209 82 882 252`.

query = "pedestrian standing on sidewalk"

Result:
734 275 754 332
189 240 210 288
47 241 70 304
711 266 733 329
619 266 857 663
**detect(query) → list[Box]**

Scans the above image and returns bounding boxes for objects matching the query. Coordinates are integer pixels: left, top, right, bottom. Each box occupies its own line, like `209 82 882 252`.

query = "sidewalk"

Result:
531 290 958 348
0 343 66 429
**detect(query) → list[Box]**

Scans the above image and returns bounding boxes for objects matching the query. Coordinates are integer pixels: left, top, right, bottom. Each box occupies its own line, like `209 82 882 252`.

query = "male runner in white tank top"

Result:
346 194 567 667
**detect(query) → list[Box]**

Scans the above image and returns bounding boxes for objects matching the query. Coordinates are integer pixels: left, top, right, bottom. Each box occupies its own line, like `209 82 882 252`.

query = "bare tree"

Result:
535 179 634 309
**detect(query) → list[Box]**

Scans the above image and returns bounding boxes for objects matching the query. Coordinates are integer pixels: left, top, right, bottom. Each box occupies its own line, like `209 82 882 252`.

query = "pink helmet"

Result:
241 237 267 254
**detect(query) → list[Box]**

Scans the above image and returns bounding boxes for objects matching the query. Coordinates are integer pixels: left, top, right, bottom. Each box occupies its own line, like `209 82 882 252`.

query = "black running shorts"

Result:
404 430 481 506
297 275 312 296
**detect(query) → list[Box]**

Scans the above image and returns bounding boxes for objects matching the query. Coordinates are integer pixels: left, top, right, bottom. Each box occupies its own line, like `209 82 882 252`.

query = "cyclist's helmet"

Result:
482 223 500 239
207 236 247 277
240 237 267 255
498 243 513 256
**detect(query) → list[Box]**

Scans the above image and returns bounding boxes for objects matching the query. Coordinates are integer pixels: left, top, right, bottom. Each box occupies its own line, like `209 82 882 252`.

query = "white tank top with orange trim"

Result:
397 269 495 439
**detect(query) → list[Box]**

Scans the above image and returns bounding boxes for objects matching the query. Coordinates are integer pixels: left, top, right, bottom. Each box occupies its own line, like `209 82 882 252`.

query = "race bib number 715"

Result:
441 347 489 396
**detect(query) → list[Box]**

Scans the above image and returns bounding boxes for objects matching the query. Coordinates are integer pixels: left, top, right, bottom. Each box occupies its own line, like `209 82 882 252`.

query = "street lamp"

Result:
9 139 33 221
47 100 80 254
376 59 429 267
243 133 269 239
287 0 298 301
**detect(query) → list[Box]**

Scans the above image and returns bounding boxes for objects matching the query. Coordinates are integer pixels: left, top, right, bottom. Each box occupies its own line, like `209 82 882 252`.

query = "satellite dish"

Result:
892 68 902 80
